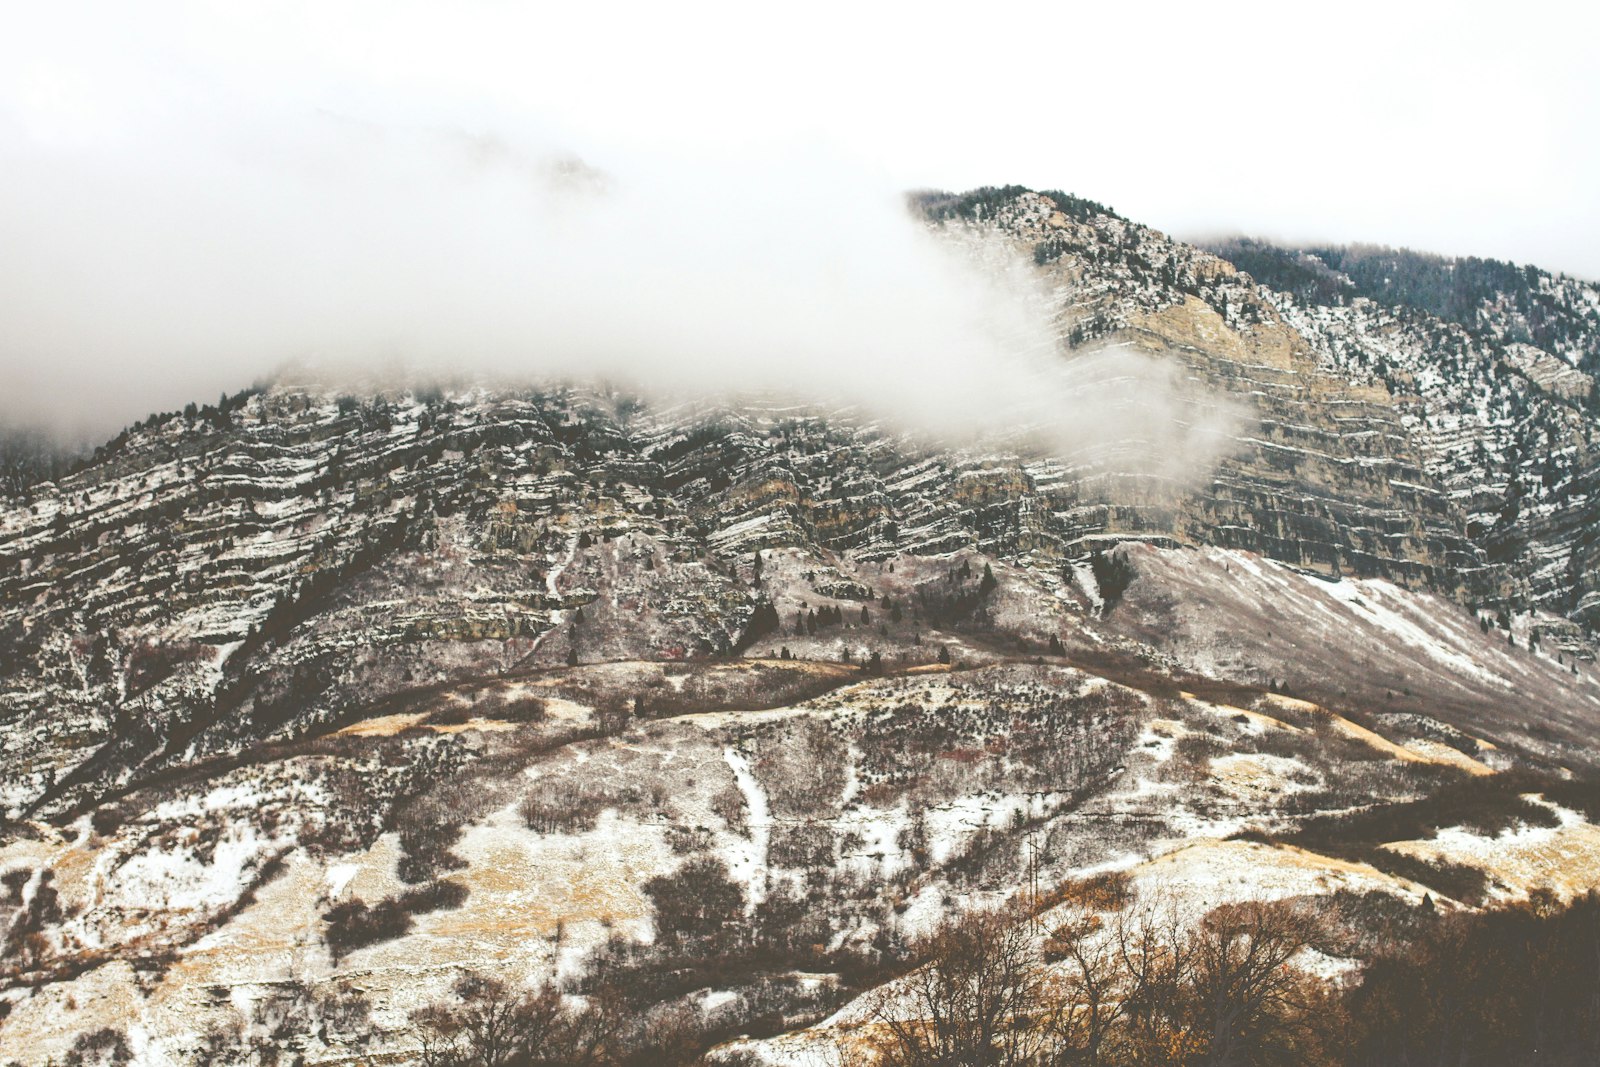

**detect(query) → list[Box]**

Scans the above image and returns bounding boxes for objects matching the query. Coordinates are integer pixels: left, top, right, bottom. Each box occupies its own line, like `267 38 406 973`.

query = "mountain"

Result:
3 188 1600 1065
1203 236 1600 622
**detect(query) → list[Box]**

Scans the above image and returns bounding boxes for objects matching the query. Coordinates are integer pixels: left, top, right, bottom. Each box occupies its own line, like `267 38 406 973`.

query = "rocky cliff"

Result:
4 188 1600 1065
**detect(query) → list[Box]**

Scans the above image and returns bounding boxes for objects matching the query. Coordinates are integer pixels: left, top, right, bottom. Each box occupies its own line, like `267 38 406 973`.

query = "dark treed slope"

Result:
1205 238 1600 371
1203 234 1600 624
0 430 93 498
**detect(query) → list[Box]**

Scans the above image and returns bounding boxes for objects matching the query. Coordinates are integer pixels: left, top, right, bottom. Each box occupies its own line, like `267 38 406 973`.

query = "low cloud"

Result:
0 114 1237 486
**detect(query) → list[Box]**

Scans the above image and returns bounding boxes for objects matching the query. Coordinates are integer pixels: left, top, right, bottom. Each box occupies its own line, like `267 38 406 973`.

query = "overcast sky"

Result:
3 0 1597 439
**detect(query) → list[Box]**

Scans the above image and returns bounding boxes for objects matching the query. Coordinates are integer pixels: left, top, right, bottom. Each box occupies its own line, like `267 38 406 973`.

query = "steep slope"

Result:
973 193 1486 591
6 187 1600 1063
1205 237 1600 622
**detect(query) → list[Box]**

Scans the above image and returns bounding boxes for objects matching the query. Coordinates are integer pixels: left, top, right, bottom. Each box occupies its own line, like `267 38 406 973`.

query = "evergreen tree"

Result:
733 599 781 654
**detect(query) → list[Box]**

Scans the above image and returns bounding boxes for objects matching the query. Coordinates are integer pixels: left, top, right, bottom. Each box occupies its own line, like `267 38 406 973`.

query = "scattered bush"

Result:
62 1028 131 1067
125 638 211 696
89 806 125 838
324 896 413 961
711 782 748 836
324 880 468 961
521 779 637 834
768 822 835 869
412 972 623 1067
643 857 744 947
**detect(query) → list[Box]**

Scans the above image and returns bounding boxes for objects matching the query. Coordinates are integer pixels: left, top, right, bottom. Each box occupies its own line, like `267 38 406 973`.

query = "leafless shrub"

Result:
666 825 713 855
126 637 211 696
391 784 489 883
2 869 63 970
853 892 1337 1067
430 688 546 725
62 1028 131 1067
749 720 849 818
411 972 623 1067
324 880 468 961
643 857 745 948
711 782 748 836
324 895 413 961
861 905 1044 1067
1171 731 1230 780
769 822 836 869
520 779 637 834
194 980 374 1065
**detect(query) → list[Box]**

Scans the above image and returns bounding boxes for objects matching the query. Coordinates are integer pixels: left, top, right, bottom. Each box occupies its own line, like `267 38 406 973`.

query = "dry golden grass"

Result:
1384 815 1600 901
1259 694 1494 775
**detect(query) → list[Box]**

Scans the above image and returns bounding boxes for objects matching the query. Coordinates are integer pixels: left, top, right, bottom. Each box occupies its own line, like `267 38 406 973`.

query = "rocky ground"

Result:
5 187 1600 1063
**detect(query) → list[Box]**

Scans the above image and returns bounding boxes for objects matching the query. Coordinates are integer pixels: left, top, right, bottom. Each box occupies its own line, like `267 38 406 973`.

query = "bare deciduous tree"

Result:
411 973 622 1067
864 905 1045 1067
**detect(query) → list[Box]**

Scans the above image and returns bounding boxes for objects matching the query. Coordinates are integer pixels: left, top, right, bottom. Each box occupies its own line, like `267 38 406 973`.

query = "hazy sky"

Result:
3 0 1597 439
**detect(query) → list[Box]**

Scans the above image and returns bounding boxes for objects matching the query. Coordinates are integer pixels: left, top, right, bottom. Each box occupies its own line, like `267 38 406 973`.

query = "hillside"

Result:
1205 236 1600 622
4 188 1600 1065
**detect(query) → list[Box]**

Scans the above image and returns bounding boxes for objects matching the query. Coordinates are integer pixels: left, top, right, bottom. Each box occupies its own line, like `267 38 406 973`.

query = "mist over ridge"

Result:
0 118 1240 486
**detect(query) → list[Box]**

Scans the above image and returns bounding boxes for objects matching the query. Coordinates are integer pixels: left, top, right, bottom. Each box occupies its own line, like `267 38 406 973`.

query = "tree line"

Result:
844 883 1600 1067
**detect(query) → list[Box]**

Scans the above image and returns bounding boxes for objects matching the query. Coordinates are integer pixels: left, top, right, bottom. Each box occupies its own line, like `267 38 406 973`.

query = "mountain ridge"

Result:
6 186 1600 1065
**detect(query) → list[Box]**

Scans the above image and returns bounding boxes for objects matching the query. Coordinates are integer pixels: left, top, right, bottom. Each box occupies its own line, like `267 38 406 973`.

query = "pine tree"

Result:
979 563 998 597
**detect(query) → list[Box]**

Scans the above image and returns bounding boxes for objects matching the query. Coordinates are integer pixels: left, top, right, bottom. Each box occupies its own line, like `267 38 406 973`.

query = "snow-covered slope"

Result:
6 187 1600 1063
